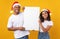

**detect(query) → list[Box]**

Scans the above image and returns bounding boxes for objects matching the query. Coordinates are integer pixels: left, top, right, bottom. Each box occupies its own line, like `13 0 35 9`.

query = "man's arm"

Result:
8 27 25 31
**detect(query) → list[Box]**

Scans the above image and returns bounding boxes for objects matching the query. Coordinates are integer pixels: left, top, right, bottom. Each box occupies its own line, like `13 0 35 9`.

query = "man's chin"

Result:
16 12 19 13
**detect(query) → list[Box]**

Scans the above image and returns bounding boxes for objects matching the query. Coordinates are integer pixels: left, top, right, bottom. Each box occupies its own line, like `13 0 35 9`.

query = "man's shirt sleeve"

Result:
7 17 13 28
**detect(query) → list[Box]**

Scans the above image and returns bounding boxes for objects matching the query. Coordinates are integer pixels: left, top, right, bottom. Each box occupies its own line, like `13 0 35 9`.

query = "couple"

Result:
7 2 53 39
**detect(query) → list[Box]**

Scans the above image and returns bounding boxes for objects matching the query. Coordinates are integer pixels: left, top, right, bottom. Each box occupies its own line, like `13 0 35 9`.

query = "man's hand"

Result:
18 27 25 31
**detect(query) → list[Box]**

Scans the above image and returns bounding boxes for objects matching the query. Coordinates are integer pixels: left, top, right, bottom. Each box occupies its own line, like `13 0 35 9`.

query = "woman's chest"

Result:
42 21 50 28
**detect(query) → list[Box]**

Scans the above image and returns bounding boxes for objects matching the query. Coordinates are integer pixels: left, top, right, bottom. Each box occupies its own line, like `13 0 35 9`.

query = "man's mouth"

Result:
15 10 19 12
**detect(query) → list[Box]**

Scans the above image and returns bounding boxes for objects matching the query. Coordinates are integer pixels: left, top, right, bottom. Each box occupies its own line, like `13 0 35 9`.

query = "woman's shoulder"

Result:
48 20 53 23
48 20 53 26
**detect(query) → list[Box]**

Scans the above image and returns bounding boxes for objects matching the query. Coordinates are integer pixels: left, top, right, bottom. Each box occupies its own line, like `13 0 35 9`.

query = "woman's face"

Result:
13 5 20 13
42 11 48 19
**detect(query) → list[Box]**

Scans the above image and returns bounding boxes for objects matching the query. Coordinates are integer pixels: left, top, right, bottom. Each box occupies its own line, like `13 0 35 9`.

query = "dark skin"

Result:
8 27 25 31
39 11 52 32
8 5 25 31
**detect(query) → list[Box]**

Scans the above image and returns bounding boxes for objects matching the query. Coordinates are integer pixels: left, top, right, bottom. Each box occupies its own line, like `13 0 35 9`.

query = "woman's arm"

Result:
39 20 52 32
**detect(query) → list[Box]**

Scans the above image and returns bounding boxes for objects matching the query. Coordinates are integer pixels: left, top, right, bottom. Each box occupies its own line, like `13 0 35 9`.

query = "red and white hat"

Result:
12 1 21 10
10 1 21 13
41 9 51 15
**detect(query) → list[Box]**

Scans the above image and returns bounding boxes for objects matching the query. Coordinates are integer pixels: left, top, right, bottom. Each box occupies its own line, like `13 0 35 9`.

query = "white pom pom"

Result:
10 10 13 13
50 13 52 15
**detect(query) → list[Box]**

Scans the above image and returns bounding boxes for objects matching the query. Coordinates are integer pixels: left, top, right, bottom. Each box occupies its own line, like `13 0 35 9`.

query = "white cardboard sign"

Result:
23 7 40 31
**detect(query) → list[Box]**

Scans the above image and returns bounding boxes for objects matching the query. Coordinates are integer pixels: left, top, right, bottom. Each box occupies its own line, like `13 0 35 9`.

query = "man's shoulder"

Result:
8 14 14 19
19 12 24 16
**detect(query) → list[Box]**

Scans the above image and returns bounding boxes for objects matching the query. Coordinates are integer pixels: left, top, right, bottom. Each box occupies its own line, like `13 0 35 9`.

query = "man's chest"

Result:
12 16 23 27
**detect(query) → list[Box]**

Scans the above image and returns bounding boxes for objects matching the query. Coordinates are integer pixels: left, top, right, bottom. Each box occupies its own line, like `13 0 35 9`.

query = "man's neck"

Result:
14 12 20 15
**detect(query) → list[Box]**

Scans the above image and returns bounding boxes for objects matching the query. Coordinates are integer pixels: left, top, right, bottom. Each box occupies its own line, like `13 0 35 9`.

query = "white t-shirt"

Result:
7 13 30 38
40 20 53 32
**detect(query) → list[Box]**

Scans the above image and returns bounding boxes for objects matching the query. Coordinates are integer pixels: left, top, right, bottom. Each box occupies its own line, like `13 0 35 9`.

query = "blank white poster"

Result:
23 7 40 31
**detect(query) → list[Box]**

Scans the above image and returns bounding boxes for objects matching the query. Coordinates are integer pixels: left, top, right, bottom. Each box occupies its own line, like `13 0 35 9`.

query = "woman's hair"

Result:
39 11 51 22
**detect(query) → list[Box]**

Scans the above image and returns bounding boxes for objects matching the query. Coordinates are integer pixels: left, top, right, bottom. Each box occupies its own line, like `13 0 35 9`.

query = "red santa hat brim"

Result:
41 9 52 15
41 9 50 13
13 3 21 8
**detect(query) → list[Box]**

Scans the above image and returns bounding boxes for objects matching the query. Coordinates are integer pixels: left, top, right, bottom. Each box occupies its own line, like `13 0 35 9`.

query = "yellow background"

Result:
0 0 60 39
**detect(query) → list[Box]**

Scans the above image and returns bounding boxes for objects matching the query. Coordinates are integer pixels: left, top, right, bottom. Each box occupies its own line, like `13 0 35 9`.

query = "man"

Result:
7 2 29 39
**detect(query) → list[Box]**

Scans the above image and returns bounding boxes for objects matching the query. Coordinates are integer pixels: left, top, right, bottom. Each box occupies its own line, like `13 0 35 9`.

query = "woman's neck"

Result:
44 19 47 21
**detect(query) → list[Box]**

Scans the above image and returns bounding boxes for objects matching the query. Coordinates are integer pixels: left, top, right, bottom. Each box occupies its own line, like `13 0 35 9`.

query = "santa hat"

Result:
41 9 51 15
10 1 21 13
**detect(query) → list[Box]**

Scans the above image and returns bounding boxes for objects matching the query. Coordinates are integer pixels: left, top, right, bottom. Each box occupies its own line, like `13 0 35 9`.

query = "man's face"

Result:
13 5 20 13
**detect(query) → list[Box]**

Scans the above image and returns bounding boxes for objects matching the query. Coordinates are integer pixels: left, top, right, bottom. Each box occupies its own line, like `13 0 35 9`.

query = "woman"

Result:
38 9 53 39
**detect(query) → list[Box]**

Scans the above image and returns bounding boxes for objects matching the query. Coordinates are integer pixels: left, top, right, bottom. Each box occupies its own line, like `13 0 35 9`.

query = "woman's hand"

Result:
38 19 42 25
38 19 52 32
